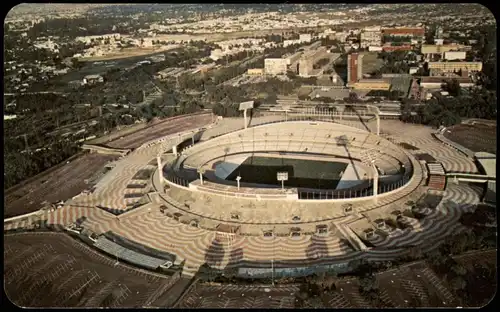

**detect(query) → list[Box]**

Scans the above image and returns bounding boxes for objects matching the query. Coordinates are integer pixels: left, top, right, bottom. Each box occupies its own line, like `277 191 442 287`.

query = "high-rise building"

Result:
360 30 382 48
347 53 364 86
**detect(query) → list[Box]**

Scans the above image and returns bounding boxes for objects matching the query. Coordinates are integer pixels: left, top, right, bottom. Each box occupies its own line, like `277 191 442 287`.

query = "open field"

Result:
4 153 116 218
4 232 180 308
443 123 496 155
104 113 212 149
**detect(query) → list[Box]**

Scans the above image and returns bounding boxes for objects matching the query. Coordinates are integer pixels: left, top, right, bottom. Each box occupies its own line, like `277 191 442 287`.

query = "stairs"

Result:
427 175 446 191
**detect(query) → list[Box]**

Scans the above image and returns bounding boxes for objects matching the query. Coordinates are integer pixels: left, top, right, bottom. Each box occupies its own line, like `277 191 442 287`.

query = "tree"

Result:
450 276 467 291
444 79 462 96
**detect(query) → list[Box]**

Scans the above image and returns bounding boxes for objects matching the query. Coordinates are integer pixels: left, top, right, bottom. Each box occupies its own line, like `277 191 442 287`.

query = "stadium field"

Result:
225 156 348 189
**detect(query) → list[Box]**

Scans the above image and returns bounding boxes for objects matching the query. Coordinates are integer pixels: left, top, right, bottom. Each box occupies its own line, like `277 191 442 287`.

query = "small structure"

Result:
373 218 386 229
343 203 354 214
316 224 328 235
189 219 199 227
290 227 301 237
364 228 376 240
83 74 104 85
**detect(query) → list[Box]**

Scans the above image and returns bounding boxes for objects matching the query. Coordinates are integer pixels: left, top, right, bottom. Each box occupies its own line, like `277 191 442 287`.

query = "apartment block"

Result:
427 61 482 73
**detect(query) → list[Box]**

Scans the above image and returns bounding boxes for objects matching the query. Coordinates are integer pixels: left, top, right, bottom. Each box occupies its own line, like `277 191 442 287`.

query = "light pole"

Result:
236 176 241 190
272 227 275 286
198 167 205 185
371 160 379 202
113 238 119 266
366 104 380 136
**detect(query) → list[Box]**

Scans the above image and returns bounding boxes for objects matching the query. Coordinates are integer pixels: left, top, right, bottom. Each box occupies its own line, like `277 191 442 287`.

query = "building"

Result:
352 79 391 91
347 53 364 86
382 27 425 39
443 51 467 61
427 61 482 73
434 39 444 46
298 47 329 77
299 33 312 43
382 45 413 52
264 58 288 75
419 76 475 89
409 67 419 75
421 44 471 60
282 51 302 65
83 74 104 85
247 68 264 76
360 29 382 48
368 46 383 52
75 33 121 44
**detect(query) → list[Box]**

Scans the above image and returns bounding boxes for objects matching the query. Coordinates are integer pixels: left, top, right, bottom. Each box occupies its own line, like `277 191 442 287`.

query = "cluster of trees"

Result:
4 140 79 189
373 51 412 76
425 229 496 304
26 16 140 40
401 86 496 127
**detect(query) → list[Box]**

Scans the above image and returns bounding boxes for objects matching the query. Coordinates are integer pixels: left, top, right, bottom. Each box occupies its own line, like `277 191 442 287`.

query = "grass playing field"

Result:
225 156 348 189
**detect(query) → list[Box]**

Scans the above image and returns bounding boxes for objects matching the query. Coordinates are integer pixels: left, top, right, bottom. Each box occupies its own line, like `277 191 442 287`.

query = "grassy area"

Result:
226 156 348 189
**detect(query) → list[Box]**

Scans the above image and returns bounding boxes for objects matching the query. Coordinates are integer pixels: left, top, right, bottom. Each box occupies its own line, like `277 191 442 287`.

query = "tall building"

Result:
347 53 364 86
360 29 382 48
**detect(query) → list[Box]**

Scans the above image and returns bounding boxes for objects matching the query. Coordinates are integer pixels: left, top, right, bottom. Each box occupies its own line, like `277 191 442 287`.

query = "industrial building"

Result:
347 53 364 86
264 58 289 75
427 61 483 73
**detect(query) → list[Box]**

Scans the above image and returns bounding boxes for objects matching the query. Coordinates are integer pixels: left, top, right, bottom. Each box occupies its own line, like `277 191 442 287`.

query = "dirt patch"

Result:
4 153 117 218
4 232 179 308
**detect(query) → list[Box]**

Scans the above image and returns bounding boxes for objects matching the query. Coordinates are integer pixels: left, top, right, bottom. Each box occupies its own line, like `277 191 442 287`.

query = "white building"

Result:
75 33 121 44
299 34 312 43
264 58 288 75
444 51 467 61
360 30 381 48
368 46 383 52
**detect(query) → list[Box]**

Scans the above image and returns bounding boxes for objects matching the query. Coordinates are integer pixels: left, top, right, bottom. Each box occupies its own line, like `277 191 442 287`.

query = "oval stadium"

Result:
5 110 495 307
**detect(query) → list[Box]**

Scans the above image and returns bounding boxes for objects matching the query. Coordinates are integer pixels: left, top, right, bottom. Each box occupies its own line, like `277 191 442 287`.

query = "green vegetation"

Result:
401 86 497 127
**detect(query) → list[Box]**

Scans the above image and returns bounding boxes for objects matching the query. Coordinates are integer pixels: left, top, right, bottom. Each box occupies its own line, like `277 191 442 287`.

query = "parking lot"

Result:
4 232 179 308
4 153 116 218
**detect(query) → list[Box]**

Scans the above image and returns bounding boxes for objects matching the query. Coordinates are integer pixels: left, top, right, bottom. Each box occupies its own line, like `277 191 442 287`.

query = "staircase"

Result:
427 175 446 191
